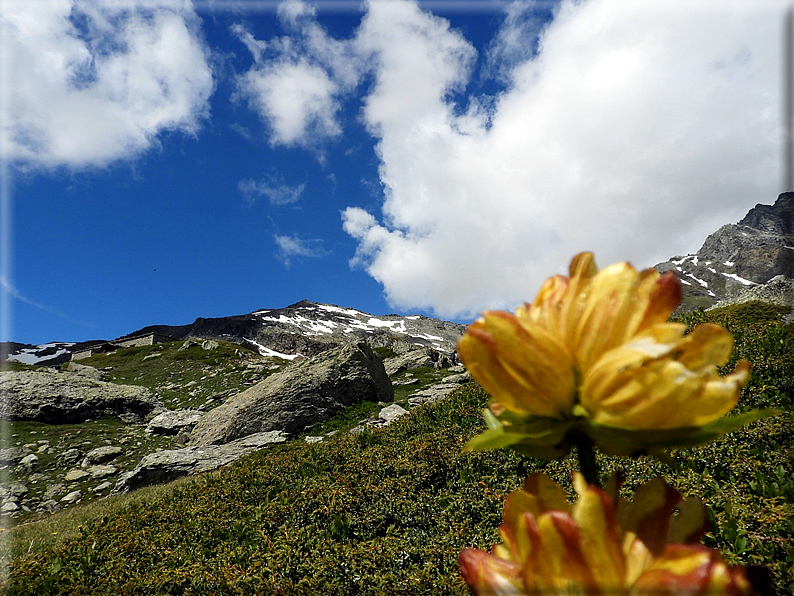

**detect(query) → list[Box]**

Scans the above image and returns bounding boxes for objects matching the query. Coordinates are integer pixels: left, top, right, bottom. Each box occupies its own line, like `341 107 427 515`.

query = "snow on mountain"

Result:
3 301 467 365
5 342 75 365
655 192 794 311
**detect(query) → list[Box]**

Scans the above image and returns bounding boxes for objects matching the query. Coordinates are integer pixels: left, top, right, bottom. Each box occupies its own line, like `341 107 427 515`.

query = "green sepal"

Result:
582 408 781 456
464 408 574 459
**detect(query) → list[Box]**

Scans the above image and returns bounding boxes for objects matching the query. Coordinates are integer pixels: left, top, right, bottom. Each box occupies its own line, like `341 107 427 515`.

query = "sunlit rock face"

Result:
655 192 794 311
189 341 393 446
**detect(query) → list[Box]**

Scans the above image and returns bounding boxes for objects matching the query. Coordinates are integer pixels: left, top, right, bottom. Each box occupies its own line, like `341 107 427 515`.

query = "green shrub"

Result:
3 303 791 595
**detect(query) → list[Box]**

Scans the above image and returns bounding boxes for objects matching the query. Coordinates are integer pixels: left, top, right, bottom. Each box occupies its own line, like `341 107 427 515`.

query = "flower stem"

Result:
574 431 600 487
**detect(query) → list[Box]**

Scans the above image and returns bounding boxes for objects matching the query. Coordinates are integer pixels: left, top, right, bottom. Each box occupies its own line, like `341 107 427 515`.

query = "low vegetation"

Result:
75 340 287 410
2 302 792 594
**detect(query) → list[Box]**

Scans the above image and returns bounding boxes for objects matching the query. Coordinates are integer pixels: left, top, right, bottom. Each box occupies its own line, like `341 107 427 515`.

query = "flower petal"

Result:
522 473 571 515
572 485 626 589
534 511 597 591
580 323 750 430
459 548 524 596
458 311 576 417
631 545 754 596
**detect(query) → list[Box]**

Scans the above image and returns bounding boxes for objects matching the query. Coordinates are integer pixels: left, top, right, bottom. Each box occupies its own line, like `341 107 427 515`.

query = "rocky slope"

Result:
655 192 794 311
0 336 468 520
4 301 465 366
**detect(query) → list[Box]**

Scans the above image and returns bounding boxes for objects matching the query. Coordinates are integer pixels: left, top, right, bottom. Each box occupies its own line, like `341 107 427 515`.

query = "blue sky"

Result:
1 0 788 346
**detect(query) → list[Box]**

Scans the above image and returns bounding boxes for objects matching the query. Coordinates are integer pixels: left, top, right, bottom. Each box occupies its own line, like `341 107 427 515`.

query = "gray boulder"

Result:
179 338 219 351
64 362 106 381
61 490 81 505
16 453 38 474
114 430 287 493
378 403 409 425
83 445 123 465
146 409 204 435
407 372 471 408
190 342 393 445
383 348 455 376
0 447 28 468
0 370 165 424
57 448 82 468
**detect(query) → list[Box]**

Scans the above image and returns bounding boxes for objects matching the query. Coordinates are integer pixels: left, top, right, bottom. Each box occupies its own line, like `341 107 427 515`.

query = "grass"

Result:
75 340 289 410
0 340 290 524
1 301 792 594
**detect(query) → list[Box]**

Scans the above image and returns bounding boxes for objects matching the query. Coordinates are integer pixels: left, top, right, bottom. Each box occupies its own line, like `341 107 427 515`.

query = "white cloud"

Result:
0 0 215 169
274 233 330 267
277 0 316 26
238 176 305 205
483 0 549 81
340 0 785 320
233 0 363 147
238 57 341 145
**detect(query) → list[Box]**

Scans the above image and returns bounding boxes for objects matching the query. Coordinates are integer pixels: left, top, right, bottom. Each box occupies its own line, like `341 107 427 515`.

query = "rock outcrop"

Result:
383 348 456 376
189 342 393 445
407 371 472 408
114 431 287 493
0 369 164 424
146 409 205 435
655 193 794 311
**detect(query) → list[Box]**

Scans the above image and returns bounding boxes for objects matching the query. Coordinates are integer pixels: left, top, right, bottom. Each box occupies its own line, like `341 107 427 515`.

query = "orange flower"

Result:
458 252 758 456
459 473 762 595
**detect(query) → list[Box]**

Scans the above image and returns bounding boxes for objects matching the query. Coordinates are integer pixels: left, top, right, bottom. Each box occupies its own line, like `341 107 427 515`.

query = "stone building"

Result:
71 332 176 361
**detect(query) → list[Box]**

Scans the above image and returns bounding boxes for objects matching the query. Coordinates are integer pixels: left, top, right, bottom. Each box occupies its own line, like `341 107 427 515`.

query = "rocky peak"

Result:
5 302 466 365
737 192 794 235
655 193 794 311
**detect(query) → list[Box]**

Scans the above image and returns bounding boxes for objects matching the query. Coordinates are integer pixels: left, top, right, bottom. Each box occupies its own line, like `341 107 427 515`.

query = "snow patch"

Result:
7 342 75 365
685 273 709 288
405 315 421 320
8 349 68 365
246 339 300 360
316 304 367 317
721 273 757 286
708 268 717 273
680 279 692 286
724 261 734 266
366 318 407 333
260 314 337 335
414 333 443 342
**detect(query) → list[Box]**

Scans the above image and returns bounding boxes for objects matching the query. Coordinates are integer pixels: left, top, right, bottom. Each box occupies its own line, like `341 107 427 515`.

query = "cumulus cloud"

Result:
0 0 215 169
274 234 330 267
238 57 341 145
238 175 305 206
233 0 362 147
483 0 550 81
338 0 784 320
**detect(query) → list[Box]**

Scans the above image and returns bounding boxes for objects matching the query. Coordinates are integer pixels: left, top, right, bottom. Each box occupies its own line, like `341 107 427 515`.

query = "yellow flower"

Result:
459 473 762 595
458 252 759 456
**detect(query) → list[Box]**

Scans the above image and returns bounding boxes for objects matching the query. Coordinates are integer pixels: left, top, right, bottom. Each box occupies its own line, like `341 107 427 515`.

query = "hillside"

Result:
1 301 792 595
0 335 465 522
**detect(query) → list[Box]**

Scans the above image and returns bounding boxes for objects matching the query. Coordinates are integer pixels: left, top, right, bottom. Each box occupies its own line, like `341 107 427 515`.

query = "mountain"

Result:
4 301 466 366
655 192 794 312
5 194 793 366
